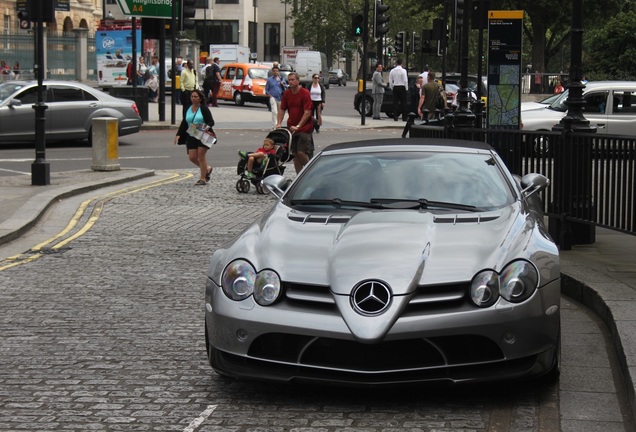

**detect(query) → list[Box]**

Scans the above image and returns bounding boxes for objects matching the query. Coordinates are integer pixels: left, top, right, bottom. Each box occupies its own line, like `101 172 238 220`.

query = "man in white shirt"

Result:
419 65 429 85
388 58 408 121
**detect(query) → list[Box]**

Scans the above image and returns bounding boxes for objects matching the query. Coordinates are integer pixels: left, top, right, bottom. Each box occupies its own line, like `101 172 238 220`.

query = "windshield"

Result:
0 82 26 103
286 151 515 211
249 68 269 79
547 90 571 111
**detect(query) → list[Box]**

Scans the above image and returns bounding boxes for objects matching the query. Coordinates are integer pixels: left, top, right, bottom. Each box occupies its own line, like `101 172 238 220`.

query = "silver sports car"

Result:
205 138 561 386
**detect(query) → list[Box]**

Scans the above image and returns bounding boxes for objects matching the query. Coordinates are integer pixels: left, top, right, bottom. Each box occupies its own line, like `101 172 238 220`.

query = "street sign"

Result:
343 41 357 51
116 0 174 18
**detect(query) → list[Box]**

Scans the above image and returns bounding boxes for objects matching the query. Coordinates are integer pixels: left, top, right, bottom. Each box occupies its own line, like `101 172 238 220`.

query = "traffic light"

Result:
395 31 405 53
412 32 421 55
18 0 54 25
454 0 465 33
374 1 389 38
351 13 364 38
17 9 30 29
180 0 197 30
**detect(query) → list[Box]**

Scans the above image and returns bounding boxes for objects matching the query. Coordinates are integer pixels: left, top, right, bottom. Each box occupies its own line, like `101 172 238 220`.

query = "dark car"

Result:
204 138 561 386
353 73 487 117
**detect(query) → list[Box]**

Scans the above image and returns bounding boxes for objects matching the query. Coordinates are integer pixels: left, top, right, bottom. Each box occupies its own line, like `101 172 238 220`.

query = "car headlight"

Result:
221 260 281 305
470 260 539 307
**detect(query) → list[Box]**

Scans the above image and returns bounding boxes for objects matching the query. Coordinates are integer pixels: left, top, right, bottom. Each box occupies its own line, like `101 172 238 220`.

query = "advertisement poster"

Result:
96 28 142 85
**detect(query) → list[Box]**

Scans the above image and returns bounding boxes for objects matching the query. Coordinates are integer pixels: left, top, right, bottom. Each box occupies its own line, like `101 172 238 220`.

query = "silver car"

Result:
0 80 142 144
521 81 636 135
205 138 561 386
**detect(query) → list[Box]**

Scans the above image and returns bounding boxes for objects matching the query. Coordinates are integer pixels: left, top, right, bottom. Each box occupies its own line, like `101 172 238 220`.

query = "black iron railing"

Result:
410 123 636 249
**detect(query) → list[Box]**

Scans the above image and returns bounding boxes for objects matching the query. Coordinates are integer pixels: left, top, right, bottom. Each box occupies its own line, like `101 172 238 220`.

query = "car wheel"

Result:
364 97 372 117
532 133 551 156
233 92 244 106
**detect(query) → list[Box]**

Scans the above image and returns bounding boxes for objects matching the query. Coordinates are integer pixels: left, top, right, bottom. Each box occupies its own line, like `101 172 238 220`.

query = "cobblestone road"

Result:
0 168 628 431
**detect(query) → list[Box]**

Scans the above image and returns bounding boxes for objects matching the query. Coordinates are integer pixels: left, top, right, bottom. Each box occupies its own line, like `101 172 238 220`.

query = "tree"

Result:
585 10 636 79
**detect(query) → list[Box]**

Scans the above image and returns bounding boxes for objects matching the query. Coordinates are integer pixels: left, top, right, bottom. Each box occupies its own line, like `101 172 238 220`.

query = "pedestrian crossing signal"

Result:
352 13 364 38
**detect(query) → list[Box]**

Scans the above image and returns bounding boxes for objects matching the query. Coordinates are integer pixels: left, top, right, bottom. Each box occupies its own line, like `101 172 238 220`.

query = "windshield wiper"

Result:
369 198 481 212
290 198 384 209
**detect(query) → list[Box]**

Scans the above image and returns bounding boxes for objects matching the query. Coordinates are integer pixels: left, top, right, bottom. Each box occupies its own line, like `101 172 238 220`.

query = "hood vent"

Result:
434 214 499 224
288 213 352 224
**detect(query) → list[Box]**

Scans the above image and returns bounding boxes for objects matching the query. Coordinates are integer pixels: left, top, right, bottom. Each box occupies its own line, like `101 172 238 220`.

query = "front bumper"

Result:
205 277 560 385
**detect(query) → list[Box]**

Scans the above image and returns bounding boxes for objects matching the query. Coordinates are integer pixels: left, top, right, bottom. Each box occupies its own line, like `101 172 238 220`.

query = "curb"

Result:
0 169 155 246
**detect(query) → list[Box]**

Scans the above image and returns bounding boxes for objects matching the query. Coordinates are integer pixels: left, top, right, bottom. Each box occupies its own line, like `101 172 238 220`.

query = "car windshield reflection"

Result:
286 151 515 211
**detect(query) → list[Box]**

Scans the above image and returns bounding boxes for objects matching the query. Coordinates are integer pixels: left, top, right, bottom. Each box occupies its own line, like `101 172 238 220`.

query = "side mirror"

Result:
262 175 292 199
9 98 22 107
520 173 549 198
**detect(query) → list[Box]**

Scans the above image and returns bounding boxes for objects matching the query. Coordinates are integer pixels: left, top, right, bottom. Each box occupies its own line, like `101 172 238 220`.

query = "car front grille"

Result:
282 281 470 314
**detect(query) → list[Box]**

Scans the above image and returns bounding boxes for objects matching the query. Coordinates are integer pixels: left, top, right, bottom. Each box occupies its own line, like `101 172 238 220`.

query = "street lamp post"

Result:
32 5 50 185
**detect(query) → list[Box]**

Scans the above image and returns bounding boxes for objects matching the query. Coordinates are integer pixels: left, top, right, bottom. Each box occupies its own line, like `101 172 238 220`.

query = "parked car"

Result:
217 63 271 106
520 93 561 112
204 138 561 386
521 81 636 135
328 68 348 86
354 73 461 118
0 80 142 144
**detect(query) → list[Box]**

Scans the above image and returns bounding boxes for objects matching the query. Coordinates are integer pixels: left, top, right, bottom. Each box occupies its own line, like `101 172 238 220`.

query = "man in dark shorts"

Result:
276 72 314 173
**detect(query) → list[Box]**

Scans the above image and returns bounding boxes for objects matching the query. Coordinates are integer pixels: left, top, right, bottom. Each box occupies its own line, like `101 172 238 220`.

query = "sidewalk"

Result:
1 120 636 420
140 97 395 131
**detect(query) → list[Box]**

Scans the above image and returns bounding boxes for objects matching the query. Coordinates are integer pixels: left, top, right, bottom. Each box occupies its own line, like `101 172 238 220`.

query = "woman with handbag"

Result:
174 89 216 186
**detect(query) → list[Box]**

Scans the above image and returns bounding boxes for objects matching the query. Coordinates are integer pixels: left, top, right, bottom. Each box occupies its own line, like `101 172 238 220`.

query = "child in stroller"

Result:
238 138 276 179
236 128 293 194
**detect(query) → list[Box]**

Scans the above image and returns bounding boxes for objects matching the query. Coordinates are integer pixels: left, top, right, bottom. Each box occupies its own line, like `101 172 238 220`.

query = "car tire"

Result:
233 92 244 106
364 97 373 117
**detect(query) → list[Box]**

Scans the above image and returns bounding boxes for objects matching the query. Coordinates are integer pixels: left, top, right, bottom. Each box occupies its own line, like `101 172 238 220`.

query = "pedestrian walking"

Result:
265 66 287 129
174 89 216 186
180 60 197 117
276 72 314 174
372 63 388 120
209 57 222 107
389 58 408 121
309 74 326 133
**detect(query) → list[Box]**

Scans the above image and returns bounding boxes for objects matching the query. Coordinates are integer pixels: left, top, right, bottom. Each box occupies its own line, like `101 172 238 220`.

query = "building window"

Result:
197 21 239 45
216 0 239 4
264 23 280 62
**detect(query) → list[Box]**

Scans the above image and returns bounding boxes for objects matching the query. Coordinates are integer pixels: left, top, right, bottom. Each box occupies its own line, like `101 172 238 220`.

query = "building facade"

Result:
1 0 294 62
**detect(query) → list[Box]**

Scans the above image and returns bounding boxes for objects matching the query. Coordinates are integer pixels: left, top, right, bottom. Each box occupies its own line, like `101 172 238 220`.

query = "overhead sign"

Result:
116 0 174 18
487 10 523 129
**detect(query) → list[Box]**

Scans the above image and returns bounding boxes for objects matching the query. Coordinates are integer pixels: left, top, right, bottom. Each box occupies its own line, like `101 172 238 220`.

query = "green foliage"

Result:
585 10 636 79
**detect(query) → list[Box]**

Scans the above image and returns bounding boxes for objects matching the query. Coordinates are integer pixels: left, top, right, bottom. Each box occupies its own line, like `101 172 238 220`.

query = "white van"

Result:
294 51 329 89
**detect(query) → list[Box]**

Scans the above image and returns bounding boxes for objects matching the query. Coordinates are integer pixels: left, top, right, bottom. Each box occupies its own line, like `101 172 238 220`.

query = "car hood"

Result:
212 202 554 293
521 106 564 129
209 203 558 342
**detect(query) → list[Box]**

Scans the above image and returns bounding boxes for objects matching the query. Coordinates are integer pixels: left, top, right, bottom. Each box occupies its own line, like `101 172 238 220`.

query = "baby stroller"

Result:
236 128 293 194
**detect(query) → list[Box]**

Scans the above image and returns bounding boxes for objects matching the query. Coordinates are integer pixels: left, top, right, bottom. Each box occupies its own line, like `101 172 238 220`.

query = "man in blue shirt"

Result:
265 66 287 129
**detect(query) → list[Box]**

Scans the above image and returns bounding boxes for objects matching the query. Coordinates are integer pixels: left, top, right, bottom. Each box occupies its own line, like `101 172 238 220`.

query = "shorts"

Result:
186 135 208 151
291 132 314 158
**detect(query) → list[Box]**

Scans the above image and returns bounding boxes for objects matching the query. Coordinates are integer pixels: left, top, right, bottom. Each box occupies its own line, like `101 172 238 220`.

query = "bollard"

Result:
91 117 120 171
